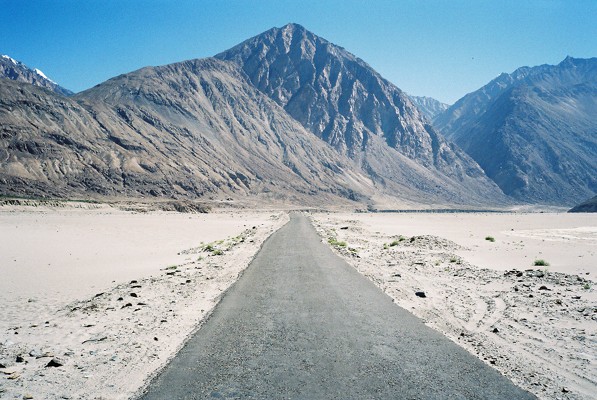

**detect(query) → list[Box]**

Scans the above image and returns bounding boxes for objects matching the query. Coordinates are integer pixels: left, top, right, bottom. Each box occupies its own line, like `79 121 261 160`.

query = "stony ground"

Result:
312 215 597 400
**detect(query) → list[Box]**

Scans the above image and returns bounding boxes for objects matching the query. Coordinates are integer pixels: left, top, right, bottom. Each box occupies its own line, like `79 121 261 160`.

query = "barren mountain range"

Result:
1 24 594 207
435 56 597 206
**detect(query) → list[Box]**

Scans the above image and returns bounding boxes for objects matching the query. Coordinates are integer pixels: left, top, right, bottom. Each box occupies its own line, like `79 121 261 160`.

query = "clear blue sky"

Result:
2 0 596 104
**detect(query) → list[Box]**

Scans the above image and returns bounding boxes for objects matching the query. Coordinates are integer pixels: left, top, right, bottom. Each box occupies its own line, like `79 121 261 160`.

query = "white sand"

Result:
312 212 597 400
0 204 288 399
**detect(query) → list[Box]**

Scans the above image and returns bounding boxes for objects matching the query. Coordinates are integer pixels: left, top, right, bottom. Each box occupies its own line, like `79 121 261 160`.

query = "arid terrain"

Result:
0 202 288 399
312 212 597 400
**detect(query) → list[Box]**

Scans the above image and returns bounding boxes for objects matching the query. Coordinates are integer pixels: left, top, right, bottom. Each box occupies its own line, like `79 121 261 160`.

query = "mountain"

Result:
569 195 597 213
436 57 597 205
409 95 449 120
216 23 506 206
0 54 73 96
0 58 374 204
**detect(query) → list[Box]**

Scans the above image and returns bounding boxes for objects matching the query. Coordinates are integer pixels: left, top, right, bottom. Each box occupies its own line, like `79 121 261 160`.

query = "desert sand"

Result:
0 202 288 399
312 212 597 400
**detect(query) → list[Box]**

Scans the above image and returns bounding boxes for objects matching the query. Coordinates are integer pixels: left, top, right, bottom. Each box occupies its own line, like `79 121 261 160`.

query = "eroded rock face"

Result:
436 57 597 206
0 59 373 205
409 95 449 120
217 23 507 206
1 28 508 207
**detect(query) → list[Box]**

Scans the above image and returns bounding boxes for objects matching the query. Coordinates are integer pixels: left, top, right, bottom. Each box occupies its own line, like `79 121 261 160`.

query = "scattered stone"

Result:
0 362 5 368
130 280 138 284
528 294 534 298
340 226 349 230
82 335 107 344
131 285 142 288
16 355 24 363
154 337 158 341
117 297 123 301
186 279 192 283
415 291 427 298
562 387 569 393
492 327 499 333
45 358 64 368
83 324 95 328
23 394 33 399
122 303 132 308
137 302 147 306
130 293 138 298
555 299 563 305
538 285 550 291
29 349 43 358
391 273 401 278
94 292 104 298
7 372 20 379
166 271 176 276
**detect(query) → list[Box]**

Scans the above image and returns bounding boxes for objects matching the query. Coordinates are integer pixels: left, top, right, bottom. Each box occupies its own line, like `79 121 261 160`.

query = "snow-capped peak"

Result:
34 68 55 83
1 54 18 65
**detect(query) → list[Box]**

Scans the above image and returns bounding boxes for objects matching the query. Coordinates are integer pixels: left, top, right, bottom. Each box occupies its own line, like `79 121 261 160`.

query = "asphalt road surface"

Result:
140 213 536 399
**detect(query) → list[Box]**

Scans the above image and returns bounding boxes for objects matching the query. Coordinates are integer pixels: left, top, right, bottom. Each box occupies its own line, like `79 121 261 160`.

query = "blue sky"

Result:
2 0 596 104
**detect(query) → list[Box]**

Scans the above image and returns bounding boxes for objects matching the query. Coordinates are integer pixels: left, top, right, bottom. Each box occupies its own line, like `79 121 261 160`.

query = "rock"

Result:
340 226 349 230
555 299 563 305
16 355 24 363
0 362 5 368
82 335 107 344
538 285 550 291
130 280 138 284
23 394 33 399
121 302 132 308
131 285 142 288
45 358 64 368
572 296 581 300
392 273 401 278
117 297 123 301
130 293 138 298
415 291 427 298
562 387 569 393
492 327 499 333
154 337 158 341
29 349 42 358
94 292 104 298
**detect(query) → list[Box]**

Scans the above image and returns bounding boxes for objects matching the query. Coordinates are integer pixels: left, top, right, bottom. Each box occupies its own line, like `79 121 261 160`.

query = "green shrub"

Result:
485 236 495 242
534 259 549 267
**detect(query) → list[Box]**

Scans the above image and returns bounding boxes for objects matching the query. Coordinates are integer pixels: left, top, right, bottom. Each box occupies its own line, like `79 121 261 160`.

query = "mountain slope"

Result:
216 23 507 206
409 95 449 120
436 57 597 205
569 195 597 213
1 55 73 96
0 58 373 204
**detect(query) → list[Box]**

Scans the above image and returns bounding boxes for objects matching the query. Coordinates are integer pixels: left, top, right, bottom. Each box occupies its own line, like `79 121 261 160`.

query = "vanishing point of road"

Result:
141 213 536 399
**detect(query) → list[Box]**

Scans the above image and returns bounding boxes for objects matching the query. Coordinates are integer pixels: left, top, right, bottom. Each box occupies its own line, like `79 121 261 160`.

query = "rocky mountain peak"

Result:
0 54 73 96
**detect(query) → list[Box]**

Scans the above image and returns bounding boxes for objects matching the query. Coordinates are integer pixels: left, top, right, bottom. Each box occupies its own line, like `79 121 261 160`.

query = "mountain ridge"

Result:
0 54 73 96
435 56 597 205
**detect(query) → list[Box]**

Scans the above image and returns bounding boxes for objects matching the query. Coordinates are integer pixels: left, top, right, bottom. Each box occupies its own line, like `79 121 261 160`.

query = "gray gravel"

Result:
140 213 536 399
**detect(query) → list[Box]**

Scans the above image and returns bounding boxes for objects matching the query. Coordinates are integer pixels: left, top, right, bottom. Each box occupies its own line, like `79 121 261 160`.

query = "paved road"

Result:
140 213 535 399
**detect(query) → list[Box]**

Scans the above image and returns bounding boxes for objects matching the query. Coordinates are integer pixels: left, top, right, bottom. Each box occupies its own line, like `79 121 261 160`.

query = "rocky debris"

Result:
45 358 64 368
82 335 107 344
130 293 138 298
15 355 24 363
0 362 5 368
415 291 427 298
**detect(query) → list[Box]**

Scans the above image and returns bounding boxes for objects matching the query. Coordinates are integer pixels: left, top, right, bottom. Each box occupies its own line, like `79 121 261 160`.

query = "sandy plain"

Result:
312 211 597 400
2 205 596 400
0 203 288 399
